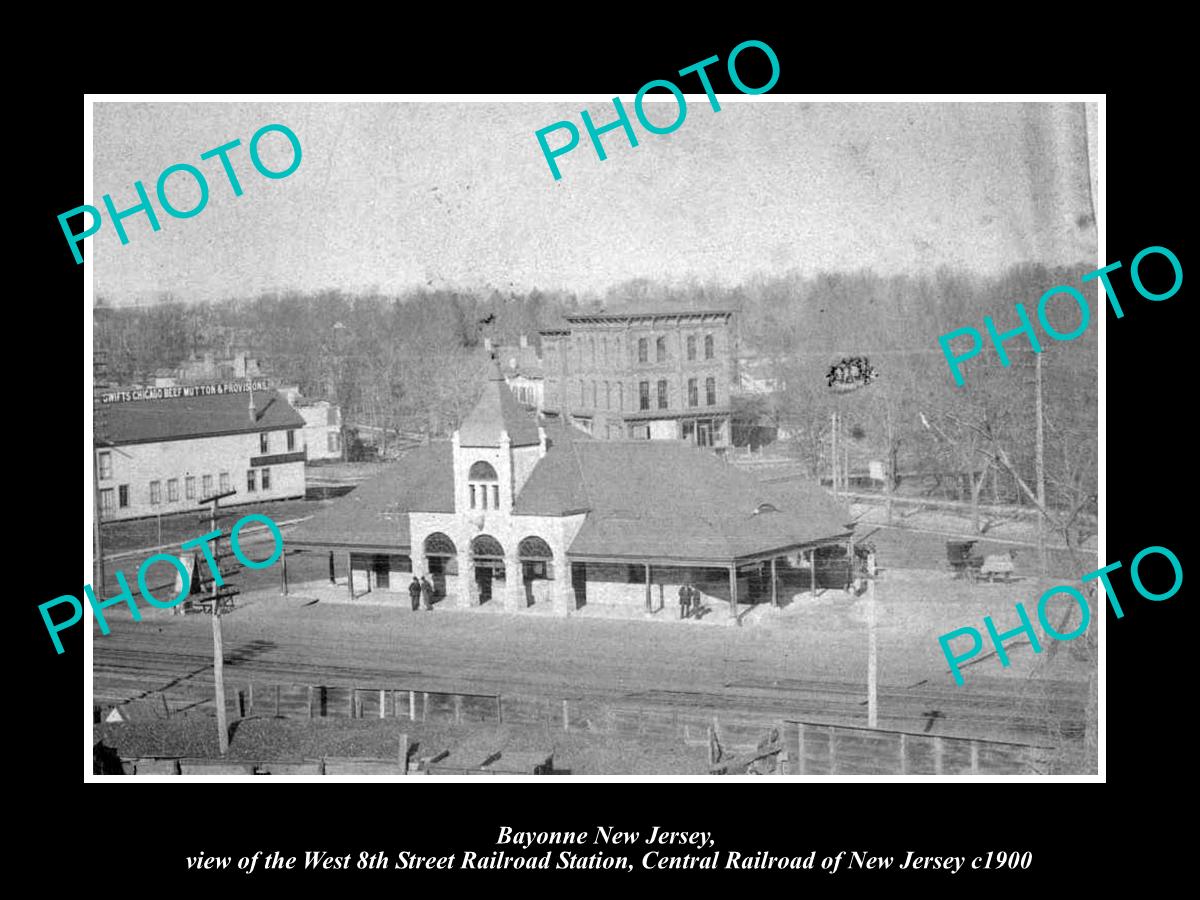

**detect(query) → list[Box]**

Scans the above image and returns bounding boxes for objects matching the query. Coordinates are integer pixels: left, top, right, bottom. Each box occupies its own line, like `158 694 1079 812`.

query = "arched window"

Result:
468 460 499 510
590 337 596 366
656 336 667 363
602 336 607 363
591 381 597 407
619 382 624 410
471 534 505 558
637 338 648 363
687 334 696 361
704 334 714 359
605 381 611 409
424 532 457 556
518 536 554 581
518 536 553 559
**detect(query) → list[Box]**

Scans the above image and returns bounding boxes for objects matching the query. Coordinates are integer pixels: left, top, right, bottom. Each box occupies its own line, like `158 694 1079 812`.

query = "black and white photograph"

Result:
78 96 1106 781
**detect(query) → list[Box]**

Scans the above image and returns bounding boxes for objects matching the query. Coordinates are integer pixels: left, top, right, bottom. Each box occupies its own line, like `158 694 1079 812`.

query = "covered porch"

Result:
566 533 860 623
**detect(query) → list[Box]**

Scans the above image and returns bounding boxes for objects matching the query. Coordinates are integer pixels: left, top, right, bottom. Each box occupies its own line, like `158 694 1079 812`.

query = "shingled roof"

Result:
458 361 542 448
286 442 455 552
102 390 305 446
514 440 852 562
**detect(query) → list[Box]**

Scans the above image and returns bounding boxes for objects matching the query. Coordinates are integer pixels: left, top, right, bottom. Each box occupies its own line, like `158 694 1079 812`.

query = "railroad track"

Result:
94 626 1086 745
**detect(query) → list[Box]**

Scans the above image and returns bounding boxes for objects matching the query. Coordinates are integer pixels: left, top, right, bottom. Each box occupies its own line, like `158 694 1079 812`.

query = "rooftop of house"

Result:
100 390 306 446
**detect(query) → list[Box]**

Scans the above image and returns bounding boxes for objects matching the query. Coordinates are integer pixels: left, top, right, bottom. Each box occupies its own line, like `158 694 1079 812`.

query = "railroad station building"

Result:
287 364 853 617
540 309 736 447
95 381 308 522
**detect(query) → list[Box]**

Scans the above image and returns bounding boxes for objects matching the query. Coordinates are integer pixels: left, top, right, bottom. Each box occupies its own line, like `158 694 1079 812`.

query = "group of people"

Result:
408 575 436 611
677 583 705 620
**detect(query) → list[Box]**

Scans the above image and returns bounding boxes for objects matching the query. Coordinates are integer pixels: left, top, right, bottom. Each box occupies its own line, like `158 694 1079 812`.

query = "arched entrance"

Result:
423 532 457 598
470 534 505 604
518 536 554 607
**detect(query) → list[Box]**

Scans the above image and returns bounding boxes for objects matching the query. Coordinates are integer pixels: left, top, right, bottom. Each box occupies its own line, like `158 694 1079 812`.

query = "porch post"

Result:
644 563 652 614
729 564 738 621
770 557 778 608
281 549 289 596
346 552 354 599
809 549 815 597
328 550 336 584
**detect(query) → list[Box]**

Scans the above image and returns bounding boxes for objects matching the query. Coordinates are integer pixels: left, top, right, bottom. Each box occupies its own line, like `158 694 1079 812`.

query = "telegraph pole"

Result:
831 410 839 499
1035 352 1048 577
199 489 238 755
92 351 109 594
866 550 878 729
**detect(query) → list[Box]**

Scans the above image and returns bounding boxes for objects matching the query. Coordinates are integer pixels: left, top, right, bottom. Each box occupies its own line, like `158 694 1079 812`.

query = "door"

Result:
373 556 390 590
697 420 712 447
571 562 587 609
475 565 491 603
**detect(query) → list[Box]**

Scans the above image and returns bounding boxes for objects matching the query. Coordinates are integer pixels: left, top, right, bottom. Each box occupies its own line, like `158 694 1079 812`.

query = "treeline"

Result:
94 263 1097 545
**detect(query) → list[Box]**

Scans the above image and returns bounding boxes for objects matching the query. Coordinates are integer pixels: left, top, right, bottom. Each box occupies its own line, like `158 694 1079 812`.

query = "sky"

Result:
91 100 1096 306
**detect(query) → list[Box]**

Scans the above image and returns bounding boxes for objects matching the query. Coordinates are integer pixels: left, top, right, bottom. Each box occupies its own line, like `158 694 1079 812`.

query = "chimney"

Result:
248 386 257 423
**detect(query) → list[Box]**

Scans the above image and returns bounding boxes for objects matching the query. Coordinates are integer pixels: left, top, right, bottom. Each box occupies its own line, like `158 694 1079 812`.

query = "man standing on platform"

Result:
420 575 435 611
678 583 691 619
409 575 422 612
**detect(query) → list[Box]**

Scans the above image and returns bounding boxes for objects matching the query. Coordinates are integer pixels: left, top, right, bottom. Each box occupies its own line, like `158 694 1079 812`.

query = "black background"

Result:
20 21 1187 889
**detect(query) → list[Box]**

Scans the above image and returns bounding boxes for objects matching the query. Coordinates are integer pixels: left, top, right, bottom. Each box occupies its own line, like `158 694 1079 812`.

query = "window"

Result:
618 382 624 411
219 472 231 493
579 380 585 406
686 335 696 361
469 461 498 511
605 382 611 410
259 433 270 454
657 379 668 410
247 469 257 492
602 337 608 363
591 381 597 407
688 378 698 407
149 480 161 505
167 478 179 502
656 336 667 363
100 488 114 517
638 338 648 363
262 467 271 490
639 381 650 411
98 451 112 480
326 406 338 426
118 484 129 508
202 474 213 497
704 334 714 359
328 432 340 453
287 430 296 451
185 476 195 499
706 377 716 406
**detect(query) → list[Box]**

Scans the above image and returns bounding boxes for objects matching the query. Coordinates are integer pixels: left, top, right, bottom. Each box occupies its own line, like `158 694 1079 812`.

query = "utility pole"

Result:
92 351 109 594
199 488 238 755
831 410 838 499
866 550 878 729
1035 352 1047 578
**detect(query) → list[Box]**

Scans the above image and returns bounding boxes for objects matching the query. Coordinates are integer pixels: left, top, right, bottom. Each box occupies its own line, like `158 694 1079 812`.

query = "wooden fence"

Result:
97 683 1048 776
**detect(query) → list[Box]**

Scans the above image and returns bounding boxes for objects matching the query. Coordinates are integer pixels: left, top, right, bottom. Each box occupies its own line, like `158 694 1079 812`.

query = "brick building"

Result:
94 382 307 522
287 363 852 617
540 309 736 447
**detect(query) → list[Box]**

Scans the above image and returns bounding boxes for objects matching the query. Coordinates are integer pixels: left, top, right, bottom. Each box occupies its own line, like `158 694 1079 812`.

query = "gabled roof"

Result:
514 440 852 562
458 361 542 448
286 442 455 551
101 390 305 446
